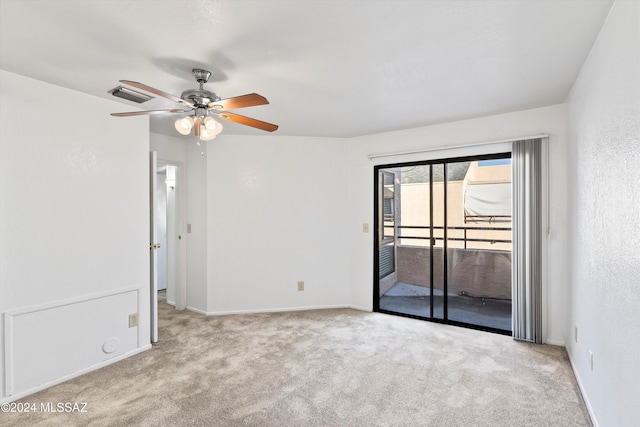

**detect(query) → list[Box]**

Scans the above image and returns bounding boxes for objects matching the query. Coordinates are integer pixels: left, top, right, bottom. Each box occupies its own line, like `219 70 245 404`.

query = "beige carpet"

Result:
3 296 591 426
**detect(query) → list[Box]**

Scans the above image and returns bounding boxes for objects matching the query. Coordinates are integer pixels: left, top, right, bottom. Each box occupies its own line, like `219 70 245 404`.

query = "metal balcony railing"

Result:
397 225 512 249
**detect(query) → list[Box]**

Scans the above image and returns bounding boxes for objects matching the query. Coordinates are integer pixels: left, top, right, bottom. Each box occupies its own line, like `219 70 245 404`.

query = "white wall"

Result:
0 71 150 402
346 104 568 344
565 2 640 426
186 141 209 312
204 135 351 314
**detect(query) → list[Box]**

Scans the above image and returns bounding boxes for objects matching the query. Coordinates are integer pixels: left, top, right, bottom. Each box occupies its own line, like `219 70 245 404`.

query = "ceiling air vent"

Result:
109 86 154 103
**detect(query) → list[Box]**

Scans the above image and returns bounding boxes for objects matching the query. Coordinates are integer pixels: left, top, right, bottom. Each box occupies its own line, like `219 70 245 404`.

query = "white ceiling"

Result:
0 0 613 138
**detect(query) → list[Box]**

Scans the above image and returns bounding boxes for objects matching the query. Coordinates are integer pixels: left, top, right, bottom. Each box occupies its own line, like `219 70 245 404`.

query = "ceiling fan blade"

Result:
208 93 269 110
119 80 194 108
217 112 279 132
111 109 188 117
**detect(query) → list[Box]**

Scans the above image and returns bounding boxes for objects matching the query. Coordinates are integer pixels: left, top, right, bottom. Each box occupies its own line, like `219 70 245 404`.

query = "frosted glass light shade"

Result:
199 125 217 141
203 116 223 135
174 116 195 135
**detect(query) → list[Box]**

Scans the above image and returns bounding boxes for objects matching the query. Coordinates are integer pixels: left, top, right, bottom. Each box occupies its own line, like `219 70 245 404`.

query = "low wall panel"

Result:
4 289 139 397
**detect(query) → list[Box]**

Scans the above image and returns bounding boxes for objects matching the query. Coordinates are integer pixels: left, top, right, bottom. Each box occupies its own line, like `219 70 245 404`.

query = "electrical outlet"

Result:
574 326 578 343
129 313 138 328
589 351 594 371
298 281 304 291
363 223 369 233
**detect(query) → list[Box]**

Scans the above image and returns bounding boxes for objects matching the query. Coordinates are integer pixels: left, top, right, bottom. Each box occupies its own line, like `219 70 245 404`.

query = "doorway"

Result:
374 153 513 334
150 153 187 343
156 164 182 299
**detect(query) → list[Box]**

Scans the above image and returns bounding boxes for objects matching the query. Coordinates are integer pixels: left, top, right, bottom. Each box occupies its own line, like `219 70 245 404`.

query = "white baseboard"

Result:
348 304 373 312
1 345 152 404
544 338 565 346
566 349 598 427
186 305 208 315
188 304 357 316
185 304 372 316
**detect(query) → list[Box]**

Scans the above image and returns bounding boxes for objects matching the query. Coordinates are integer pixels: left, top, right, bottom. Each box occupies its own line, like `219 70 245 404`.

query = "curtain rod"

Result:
367 133 549 160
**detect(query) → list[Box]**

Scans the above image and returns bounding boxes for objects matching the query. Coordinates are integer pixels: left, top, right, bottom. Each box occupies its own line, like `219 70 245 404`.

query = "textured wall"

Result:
565 1 640 426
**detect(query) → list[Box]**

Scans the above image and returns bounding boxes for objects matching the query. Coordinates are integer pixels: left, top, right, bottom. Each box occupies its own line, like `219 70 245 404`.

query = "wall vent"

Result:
109 86 154 103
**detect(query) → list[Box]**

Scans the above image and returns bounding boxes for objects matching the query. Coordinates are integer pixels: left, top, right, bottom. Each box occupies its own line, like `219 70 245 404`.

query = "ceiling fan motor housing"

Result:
181 89 221 108
181 68 220 114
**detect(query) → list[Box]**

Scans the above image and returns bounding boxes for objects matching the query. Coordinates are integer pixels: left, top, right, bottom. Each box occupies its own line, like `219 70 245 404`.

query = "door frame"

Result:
150 151 159 343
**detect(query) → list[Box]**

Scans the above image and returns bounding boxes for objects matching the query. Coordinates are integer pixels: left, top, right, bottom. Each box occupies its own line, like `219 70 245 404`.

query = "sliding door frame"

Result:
373 152 512 335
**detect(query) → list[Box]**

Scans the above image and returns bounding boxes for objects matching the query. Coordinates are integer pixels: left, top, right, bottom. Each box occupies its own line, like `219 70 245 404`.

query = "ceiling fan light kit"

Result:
173 108 224 141
111 68 278 149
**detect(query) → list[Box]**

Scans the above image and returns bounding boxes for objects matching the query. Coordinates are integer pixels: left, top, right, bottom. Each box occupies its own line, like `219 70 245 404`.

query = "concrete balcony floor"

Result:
379 282 511 332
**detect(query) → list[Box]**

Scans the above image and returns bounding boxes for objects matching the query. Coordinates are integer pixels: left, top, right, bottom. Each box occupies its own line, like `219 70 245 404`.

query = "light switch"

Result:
363 223 369 233
187 224 192 233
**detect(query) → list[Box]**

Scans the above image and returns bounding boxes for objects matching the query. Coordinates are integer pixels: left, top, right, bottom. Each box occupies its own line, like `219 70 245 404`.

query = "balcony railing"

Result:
395 225 512 249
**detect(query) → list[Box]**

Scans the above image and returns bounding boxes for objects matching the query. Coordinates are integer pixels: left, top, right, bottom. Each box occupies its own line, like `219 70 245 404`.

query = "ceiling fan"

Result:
111 68 278 140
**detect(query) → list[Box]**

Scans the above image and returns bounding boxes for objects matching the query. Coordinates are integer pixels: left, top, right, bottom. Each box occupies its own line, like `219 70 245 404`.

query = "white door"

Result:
149 151 159 343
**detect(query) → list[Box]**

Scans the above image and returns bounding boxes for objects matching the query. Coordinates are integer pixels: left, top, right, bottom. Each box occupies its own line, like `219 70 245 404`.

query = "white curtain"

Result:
512 138 545 343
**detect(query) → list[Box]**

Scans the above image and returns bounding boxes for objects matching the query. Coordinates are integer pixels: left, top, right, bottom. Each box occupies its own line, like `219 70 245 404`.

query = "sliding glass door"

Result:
374 154 513 334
